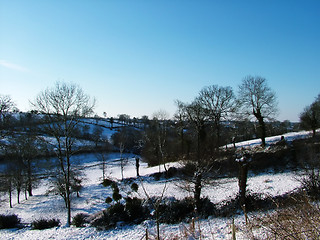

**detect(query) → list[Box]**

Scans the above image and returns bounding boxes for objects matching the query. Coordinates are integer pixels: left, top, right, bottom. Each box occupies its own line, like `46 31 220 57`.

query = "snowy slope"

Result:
226 129 319 149
0 130 316 239
0 157 302 239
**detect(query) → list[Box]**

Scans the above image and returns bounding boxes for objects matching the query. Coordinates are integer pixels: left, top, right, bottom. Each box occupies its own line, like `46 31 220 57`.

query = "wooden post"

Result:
232 218 236 240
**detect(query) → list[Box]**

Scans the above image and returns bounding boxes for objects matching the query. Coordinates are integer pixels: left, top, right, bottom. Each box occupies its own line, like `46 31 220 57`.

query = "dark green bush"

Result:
102 178 114 187
91 203 128 229
0 214 21 229
155 197 217 224
112 192 122 202
125 197 149 223
111 182 119 191
105 196 113 204
198 197 216 217
32 218 60 230
217 192 274 217
91 197 149 229
165 167 178 178
72 213 89 227
108 202 126 217
158 197 195 224
131 182 139 192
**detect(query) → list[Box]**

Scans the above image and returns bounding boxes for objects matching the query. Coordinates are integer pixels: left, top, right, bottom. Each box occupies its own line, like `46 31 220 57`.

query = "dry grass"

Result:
248 195 320 239
145 218 207 240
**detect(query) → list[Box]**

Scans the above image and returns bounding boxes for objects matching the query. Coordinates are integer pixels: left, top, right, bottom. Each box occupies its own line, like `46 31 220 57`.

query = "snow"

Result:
0 130 316 239
226 129 319 149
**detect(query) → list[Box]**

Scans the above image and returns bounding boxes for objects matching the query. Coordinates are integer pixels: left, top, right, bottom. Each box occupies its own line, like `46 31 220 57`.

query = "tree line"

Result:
0 76 319 226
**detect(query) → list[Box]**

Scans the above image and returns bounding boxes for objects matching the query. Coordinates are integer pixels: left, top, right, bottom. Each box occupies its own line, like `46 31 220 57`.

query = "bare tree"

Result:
198 85 236 148
184 99 207 160
300 94 320 138
95 145 109 181
140 179 167 240
152 110 170 173
238 76 278 147
31 82 95 226
174 100 188 155
0 94 17 136
119 142 127 181
141 115 149 130
12 134 42 197
112 128 128 180
0 95 16 121
92 125 103 147
118 114 130 125
183 99 208 209
1 170 14 208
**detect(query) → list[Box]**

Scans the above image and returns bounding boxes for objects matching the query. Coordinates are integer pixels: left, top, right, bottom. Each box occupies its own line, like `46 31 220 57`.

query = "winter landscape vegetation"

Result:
1 2 320 239
0 79 320 239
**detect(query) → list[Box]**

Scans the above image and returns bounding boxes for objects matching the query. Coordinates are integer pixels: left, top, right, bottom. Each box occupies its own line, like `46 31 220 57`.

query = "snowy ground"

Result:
0 130 315 239
226 129 319 149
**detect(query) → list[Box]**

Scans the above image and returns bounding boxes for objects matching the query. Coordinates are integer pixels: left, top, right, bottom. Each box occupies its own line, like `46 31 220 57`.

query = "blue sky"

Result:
1 1 319 121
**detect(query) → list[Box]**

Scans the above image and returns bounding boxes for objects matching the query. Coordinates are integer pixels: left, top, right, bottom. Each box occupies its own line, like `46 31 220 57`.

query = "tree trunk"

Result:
239 163 248 207
9 188 12 208
180 128 184 155
66 156 71 227
65 187 71 226
156 209 160 240
17 188 20 204
254 110 266 147
135 157 140 177
215 119 221 149
194 171 202 211
259 118 266 147
238 154 250 208
27 159 33 196
102 161 105 180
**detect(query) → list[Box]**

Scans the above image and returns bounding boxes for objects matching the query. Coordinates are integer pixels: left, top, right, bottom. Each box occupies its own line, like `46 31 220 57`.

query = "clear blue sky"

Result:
1 1 319 121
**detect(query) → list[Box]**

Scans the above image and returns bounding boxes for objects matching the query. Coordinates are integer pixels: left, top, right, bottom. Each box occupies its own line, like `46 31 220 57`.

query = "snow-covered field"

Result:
0 130 316 239
226 129 318 149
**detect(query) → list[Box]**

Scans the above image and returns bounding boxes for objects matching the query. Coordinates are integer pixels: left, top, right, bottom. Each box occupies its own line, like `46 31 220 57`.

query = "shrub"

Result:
151 172 162 181
32 218 60 230
108 202 126 217
131 182 139 192
102 178 114 187
182 162 196 176
301 169 320 199
110 182 119 191
158 197 195 224
105 196 113 204
217 192 272 217
91 203 127 229
125 197 149 223
72 213 89 227
165 167 178 178
198 197 216 217
91 197 149 229
0 214 21 229
112 192 122 202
